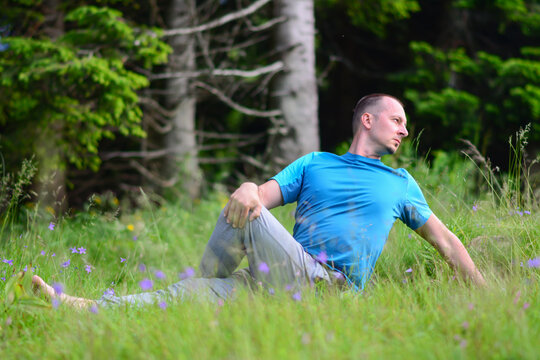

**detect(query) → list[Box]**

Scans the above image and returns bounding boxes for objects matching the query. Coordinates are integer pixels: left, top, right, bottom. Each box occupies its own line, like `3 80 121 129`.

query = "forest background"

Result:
0 0 539 214
0 1 539 358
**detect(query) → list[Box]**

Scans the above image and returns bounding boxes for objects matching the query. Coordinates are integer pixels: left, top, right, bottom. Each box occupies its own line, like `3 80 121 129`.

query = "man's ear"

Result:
361 113 372 130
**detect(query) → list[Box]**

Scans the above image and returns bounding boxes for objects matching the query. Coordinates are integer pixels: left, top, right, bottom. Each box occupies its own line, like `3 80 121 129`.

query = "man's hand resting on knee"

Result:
224 180 283 228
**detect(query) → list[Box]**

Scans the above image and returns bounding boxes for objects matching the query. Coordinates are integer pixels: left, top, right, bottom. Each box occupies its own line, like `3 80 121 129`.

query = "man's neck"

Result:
348 136 382 160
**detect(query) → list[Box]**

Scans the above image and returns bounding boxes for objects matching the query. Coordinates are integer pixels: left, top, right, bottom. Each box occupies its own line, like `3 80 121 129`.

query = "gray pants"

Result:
97 207 342 307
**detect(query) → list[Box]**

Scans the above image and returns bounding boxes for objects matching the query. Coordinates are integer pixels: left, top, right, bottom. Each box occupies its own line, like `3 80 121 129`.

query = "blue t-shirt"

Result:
271 152 432 290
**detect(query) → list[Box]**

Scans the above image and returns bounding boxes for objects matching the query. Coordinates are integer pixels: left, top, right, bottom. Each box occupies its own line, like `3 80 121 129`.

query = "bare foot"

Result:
32 275 97 309
32 275 56 298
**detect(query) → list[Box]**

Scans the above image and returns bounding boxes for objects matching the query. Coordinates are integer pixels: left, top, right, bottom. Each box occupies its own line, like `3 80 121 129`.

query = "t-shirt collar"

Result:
341 152 383 165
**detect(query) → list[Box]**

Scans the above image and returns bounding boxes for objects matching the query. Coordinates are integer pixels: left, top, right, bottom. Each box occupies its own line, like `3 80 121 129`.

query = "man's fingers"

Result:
239 207 254 228
249 204 262 222
223 202 230 219
228 204 239 226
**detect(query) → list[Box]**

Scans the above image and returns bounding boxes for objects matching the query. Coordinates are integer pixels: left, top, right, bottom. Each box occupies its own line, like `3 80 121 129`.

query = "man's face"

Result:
369 98 409 156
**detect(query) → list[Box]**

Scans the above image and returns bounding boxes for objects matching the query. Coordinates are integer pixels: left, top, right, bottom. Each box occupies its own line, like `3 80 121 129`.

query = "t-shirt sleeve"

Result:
270 152 318 205
400 172 432 230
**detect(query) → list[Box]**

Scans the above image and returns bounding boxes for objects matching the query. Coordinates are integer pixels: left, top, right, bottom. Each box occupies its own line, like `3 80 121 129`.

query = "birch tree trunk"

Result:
163 0 201 198
272 0 319 167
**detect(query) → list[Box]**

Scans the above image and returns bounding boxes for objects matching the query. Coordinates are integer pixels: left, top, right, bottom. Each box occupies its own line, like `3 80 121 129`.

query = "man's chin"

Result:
384 146 398 155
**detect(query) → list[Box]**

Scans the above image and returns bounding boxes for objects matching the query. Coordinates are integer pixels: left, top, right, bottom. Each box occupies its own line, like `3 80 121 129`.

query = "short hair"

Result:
352 93 404 134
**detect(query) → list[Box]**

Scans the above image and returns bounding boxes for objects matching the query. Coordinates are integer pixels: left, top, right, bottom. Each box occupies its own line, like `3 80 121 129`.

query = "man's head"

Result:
352 93 404 135
350 94 409 157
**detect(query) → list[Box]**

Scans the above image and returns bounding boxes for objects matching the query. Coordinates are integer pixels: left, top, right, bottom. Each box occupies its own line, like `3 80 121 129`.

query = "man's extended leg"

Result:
200 207 334 291
33 269 254 309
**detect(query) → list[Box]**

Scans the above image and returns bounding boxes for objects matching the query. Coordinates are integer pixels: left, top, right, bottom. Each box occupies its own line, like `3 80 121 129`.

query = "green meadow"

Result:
0 152 539 359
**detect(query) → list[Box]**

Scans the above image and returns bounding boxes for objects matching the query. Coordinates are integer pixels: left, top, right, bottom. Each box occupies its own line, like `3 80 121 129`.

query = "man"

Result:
33 93 485 308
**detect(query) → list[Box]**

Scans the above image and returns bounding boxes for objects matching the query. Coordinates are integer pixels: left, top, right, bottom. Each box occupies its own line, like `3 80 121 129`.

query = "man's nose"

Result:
399 125 408 137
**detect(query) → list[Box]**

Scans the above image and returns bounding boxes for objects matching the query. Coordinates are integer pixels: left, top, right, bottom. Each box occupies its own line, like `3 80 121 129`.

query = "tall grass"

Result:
0 147 538 359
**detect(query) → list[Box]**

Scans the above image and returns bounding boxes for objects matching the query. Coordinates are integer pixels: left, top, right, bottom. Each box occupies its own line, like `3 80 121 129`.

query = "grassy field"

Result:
0 159 539 359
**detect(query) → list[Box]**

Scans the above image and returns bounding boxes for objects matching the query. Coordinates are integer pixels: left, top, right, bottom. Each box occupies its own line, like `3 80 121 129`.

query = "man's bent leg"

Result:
242 207 331 291
199 208 247 277
200 206 332 291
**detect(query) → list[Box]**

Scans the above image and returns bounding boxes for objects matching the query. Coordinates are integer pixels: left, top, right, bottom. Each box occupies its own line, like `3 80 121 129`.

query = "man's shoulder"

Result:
297 151 339 164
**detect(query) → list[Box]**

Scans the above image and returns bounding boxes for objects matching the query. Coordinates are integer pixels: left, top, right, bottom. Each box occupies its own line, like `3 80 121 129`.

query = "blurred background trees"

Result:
0 0 538 214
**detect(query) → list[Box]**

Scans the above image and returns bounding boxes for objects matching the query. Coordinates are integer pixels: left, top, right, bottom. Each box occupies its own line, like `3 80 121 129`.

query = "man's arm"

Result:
415 214 486 287
223 180 283 228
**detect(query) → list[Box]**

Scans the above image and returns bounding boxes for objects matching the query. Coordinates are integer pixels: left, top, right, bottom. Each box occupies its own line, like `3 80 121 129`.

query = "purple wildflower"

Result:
154 270 166 279
78 247 86 254
158 301 167 310
408 234 412 239
51 253 56 257
258 262 270 274
462 321 469 329
103 288 115 297
133 236 138 241
217 299 224 307
285 284 293 291
1 277 5 281
268 288 275 295
405 268 413 273
292 292 302 301
184 267 195 277
316 251 328 264
61 259 70 268
40 250 46 256
52 298 60 309
3 259 13 266
179 267 195 280
89 304 99 314
333 272 344 280
120 258 126 263
48 222 55 231
23 265 27 272
523 302 530 310
139 263 146 272
139 278 153 291
70 247 78 254
527 257 540 268
52 282 64 295
472 205 478 212
85 265 92 273
524 210 531 215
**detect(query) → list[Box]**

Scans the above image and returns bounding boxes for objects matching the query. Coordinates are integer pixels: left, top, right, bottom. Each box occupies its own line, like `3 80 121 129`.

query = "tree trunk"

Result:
37 0 67 215
163 0 201 198
272 0 319 167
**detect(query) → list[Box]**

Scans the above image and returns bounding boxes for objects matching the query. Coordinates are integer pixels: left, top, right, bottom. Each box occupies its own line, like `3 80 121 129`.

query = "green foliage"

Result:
397 39 540 154
317 0 420 36
455 0 540 34
0 6 170 171
0 157 37 237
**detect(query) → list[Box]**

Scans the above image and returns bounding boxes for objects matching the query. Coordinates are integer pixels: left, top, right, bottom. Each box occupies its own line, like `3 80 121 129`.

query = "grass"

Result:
0 165 539 359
